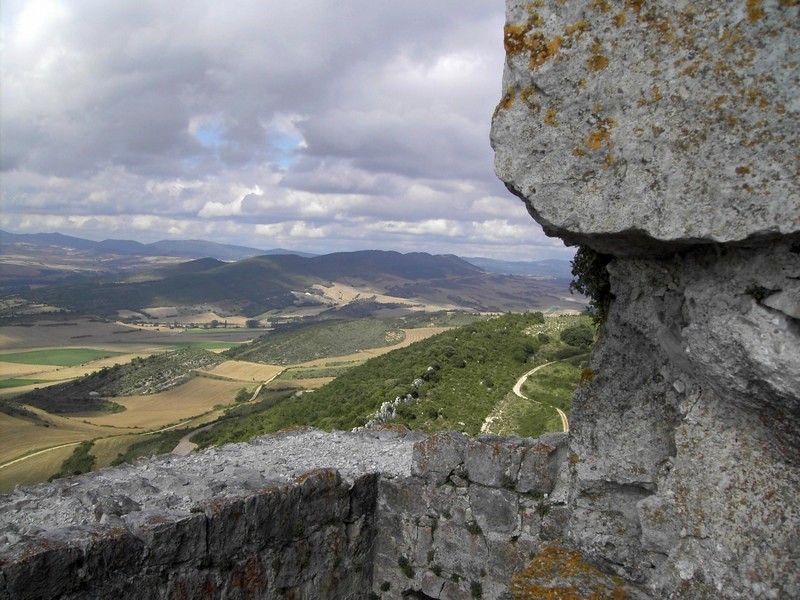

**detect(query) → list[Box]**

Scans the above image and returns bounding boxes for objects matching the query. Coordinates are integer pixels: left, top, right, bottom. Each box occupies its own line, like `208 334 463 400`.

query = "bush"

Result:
560 324 594 348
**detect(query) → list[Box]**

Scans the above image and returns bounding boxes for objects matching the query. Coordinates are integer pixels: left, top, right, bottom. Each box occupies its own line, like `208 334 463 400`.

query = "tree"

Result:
560 324 594 348
569 245 613 324
245 319 261 329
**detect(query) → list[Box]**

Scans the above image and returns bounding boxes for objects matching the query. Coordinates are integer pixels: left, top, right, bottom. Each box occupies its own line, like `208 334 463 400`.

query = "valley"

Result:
0 239 591 492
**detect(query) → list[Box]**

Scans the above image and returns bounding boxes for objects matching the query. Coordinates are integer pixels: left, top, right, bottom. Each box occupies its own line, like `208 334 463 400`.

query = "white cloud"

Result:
0 1 574 261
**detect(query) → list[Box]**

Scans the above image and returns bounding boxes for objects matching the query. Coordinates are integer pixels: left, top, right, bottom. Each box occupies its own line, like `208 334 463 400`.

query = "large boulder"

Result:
492 0 799 256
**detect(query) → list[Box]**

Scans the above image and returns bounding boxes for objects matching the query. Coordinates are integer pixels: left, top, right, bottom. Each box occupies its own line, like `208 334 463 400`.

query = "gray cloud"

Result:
0 0 573 260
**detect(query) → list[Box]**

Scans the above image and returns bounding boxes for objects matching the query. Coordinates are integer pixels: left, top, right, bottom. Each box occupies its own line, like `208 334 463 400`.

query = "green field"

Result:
0 379 52 389
0 348 126 366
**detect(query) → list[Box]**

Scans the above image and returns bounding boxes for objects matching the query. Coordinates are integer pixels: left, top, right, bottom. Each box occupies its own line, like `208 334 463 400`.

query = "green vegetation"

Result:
191 388 299 448
227 319 405 365
9 347 223 414
0 348 125 367
166 341 246 350
193 313 563 446
0 378 51 389
50 440 96 479
569 245 613 323
514 358 585 437
559 324 594 348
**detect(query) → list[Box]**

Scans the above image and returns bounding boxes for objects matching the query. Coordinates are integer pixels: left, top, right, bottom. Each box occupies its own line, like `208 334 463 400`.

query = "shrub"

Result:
559 324 594 348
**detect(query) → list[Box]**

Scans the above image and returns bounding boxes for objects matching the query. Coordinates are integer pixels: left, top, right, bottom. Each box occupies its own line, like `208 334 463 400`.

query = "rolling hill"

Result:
9 250 581 317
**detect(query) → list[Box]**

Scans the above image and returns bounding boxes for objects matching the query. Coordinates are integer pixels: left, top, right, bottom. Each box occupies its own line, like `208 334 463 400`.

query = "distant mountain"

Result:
0 230 312 261
14 250 578 317
0 230 99 250
463 257 574 280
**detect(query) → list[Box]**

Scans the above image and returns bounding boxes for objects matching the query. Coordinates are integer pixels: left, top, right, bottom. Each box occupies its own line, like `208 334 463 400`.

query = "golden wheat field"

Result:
203 360 283 382
0 408 127 464
81 377 244 429
0 443 77 493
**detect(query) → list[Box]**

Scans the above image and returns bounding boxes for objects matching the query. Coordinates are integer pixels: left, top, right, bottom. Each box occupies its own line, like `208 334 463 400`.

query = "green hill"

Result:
193 313 593 447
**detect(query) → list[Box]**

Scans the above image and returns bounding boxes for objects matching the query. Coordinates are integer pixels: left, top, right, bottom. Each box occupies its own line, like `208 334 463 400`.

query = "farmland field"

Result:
81 377 245 429
0 408 129 464
203 361 283 382
0 443 77 493
0 348 126 366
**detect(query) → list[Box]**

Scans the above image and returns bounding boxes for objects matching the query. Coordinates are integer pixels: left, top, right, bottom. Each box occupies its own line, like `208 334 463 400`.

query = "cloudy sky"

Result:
1 0 573 260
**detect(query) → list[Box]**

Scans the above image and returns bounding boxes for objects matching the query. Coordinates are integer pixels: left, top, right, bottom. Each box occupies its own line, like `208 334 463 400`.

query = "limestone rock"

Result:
491 0 800 256
492 1 800 598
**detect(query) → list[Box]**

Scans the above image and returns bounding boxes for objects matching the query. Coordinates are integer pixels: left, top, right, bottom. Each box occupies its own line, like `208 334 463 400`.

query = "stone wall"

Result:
491 1 799 598
0 429 578 600
0 429 413 600
372 431 569 599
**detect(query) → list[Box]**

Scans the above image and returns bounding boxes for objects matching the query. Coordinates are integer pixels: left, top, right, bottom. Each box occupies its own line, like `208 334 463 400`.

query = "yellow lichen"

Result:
613 12 627 27
520 87 540 112
564 20 590 38
530 34 562 69
590 0 612 13
510 545 629 600
585 118 617 150
496 87 515 112
545 108 559 127
625 0 645 15
588 54 609 71
746 0 765 23
572 145 586 157
503 24 562 70
736 164 752 175
528 11 544 27
504 25 531 56
650 85 663 102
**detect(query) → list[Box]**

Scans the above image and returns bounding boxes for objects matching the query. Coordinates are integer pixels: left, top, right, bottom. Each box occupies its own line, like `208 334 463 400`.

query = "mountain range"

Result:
0 231 580 316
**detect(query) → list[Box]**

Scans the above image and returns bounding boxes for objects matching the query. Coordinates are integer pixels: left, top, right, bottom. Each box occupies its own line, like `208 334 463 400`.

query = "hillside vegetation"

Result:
5 348 223 414
194 313 593 447
228 319 405 365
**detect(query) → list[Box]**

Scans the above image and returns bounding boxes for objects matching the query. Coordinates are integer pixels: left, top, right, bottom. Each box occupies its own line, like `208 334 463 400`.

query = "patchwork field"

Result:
0 408 129 464
80 377 245 429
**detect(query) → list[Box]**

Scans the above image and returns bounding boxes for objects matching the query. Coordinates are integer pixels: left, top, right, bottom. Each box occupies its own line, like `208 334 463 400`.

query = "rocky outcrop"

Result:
491 0 799 598
492 0 799 256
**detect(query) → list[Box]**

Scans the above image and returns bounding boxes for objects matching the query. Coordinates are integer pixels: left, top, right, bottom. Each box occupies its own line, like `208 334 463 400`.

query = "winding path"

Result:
172 370 282 456
512 361 570 433
482 356 588 435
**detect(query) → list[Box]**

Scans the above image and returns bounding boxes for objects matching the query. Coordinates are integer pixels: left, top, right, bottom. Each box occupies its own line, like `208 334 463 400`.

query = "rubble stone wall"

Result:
0 429 575 600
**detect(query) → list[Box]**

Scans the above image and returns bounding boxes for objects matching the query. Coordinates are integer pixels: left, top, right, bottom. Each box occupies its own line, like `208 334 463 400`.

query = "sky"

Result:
1 0 575 261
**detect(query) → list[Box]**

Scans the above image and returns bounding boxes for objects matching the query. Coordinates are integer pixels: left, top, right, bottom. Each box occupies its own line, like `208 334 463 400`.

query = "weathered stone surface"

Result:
463 436 525 488
1 427 569 599
492 1 799 598
516 434 568 495
411 431 468 485
492 0 800 256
